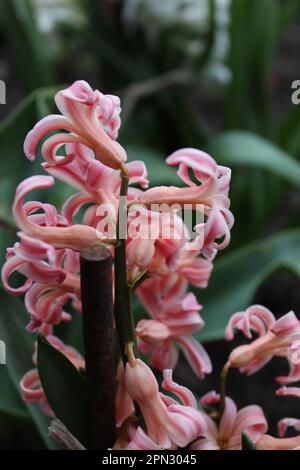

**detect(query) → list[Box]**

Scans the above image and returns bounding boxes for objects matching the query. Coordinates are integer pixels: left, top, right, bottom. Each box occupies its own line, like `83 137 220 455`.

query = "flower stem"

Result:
114 168 137 362
219 362 230 418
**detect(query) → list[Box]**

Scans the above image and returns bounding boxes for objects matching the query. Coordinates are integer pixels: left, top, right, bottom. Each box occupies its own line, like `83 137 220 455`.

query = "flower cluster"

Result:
2 80 232 372
3 80 300 450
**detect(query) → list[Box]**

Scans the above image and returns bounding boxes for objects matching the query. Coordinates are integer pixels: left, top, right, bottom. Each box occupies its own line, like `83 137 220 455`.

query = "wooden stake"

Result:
80 245 115 450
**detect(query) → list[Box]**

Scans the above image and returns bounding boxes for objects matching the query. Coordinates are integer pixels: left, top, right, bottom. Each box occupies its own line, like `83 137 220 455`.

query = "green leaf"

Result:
37 335 88 447
196 229 300 342
207 131 300 186
0 86 66 267
0 0 55 92
0 86 60 182
0 290 57 448
126 145 181 186
0 366 30 419
225 0 281 133
242 432 257 450
278 102 300 158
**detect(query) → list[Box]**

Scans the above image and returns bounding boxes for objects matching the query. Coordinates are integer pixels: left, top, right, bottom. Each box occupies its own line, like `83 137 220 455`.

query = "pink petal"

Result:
24 115 75 161
230 405 268 448
190 437 220 450
125 427 165 450
162 369 197 408
13 175 55 231
271 311 300 336
278 418 300 438
177 335 212 378
62 192 95 223
219 397 237 441
276 385 300 398
166 148 218 187
126 160 149 189
150 343 179 371
166 404 207 448
1 255 32 295
20 369 44 402
41 132 80 165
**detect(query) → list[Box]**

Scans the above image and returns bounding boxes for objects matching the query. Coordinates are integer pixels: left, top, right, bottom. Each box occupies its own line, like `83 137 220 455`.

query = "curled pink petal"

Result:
271 311 300 336
1 255 32 295
278 418 300 438
20 369 45 402
24 114 76 161
162 369 197 408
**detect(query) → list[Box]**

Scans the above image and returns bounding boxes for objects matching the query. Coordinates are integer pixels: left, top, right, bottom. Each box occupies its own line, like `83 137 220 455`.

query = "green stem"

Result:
219 362 230 418
114 169 137 363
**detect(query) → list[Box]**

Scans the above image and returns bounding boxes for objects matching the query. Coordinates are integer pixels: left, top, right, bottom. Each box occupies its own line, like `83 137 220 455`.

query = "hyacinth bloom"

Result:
12 175 103 250
24 80 126 170
225 305 300 384
137 148 234 259
11 160 148 251
2 233 81 331
126 209 186 282
20 335 84 416
256 414 300 450
136 274 212 377
121 345 207 449
190 391 268 450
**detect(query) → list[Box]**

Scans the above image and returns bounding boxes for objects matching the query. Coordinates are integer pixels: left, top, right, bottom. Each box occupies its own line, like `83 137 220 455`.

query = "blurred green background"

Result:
0 0 300 449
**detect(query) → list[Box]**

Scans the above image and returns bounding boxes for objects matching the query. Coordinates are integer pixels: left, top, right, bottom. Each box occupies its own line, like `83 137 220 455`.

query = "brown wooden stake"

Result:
80 245 115 450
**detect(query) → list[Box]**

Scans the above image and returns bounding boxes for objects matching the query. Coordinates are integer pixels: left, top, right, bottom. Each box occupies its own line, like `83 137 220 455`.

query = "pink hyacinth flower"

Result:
124 345 207 449
12 175 105 250
191 391 268 450
137 275 212 378
24 80 126 170
126 207 189 281
2 232 81 331
226 305 300 383
136 148 234 258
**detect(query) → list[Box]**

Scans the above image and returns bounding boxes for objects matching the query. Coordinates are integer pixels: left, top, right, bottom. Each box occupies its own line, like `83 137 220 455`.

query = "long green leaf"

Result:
278 102 300 158
0 290 57 448
207 131 300 186
196 229 300 342
0 0 55 92
37 336 88 447
225 0 281 133
0 367 30 419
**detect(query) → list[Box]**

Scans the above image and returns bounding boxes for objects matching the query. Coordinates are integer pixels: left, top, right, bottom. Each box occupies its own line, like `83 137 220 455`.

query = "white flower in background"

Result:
123 0 232 85
123 0 210 30
32 0 84 34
